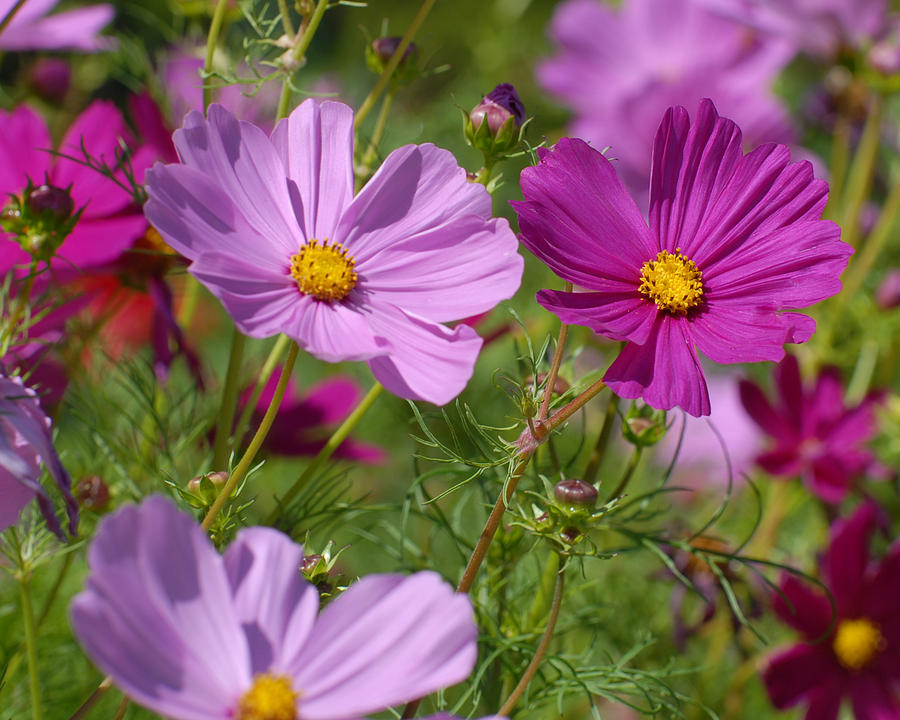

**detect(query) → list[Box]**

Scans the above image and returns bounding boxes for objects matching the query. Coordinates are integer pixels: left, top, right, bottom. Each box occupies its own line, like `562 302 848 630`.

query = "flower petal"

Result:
69 497 249 720
772 573 834 639
604 314 710 416
825 501 879 617
366 304 483 405
224 527 319 676
762 643 839 711
286 295 388 363
0 465 36 533
849 673 900 720
739 377 795 442
536 287 656 344
270 99 354 241
291 572 477 720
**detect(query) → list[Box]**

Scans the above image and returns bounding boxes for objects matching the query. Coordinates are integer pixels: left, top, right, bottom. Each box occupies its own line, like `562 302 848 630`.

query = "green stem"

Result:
211 328 247 470
359 90 396 176
202 343 300 531
582 395 619 485
275 0 330 120
826 114 852 219
37 551 74 627
202 0 230 110
538 283 572 421
497 563 565 717
605 447 642 501
474 160 496 187
67 678 112 720
267 381 384 523
354 0 436 130
277 0 296 38
0 0 28 36
19 573 42 720
230 334 291 457
841 94 883 249
176 277 201 330
539 378 607 438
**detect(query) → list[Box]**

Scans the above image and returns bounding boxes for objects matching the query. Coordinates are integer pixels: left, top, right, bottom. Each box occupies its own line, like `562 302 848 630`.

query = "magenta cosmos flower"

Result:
145 100 522 405
764 502 900 718
538 0 793 201
0 101 152 276
0 374 77 538
71 496 477 720
739 354 883 504
513 99 851 417
0 0 113 52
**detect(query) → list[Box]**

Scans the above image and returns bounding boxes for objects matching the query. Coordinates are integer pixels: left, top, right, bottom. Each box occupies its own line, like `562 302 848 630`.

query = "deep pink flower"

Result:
71 496 477 720
512 99 850 417
238 372 385 462
0 101 153 276
538 0 793 202
0 374 77 538
145 100 523 405
0 0 113 52
739 354 883 504
764 502 900 718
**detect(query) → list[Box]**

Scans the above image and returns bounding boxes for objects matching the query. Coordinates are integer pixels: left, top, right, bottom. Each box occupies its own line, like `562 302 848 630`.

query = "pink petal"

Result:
739 377 795 442
0 4 112 51
270 99 354 242
54 214 147 270
0 465 36 532
287 294 388 363
762 643 840 710
825 502 879 616
849 673 900 720
604 314 710 416
366 304 483 405
0 105 52 198
536 287 655 344
291 572 477 720
690 304 813 364
772 573 833 639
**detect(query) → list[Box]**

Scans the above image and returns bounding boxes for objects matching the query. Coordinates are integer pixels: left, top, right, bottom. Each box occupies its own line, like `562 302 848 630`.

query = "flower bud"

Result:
365 37 419 85
464 83 527 158
877 270 900 310
26 184 74 221
554 478 598 507
29 58 71 103
75 475 110 512
622 402 667 447
187 471 229 503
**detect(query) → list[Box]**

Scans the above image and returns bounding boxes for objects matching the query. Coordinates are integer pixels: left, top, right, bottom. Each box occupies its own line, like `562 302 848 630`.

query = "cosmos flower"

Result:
538 0 793 202
512 99 850 416
145 100 523 405
764 502 900 718
0 374 77 538
0 0 113 52
739 354 883 504
71 496 478 720
0 101 152 275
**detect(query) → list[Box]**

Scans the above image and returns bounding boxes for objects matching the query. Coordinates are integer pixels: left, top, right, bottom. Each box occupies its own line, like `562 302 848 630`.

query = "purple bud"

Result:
554 478 598 507
26 184 74 221
371 36 417 65
877 270 900 310
75 475 110 512
29 58 71 103
470 83 525 134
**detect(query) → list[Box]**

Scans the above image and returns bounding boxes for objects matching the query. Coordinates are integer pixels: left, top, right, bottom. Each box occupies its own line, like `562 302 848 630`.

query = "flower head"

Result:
145 100 523 405
0 374 77 538
538 0 793 201
764 502 900 718
512 99 850 416
739 354 883 503
0 0 114 52
71 496 478 720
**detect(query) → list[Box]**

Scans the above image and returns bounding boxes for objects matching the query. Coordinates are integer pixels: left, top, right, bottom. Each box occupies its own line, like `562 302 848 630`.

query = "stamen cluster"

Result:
236 674 299 720
639 248 704 315
833 618 885 670
289 238 358 302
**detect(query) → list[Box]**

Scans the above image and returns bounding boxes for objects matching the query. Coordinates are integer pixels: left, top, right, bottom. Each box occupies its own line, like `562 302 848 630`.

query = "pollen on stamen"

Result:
638 248 704 315
833 618 885 671
289 238 358 302
235 674 299 720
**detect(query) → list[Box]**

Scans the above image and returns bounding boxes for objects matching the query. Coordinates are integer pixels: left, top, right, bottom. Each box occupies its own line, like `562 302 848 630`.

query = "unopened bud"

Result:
187 470 229 498
622 402 667 447
26 184 74 221
877 270 900 310
464 83 527 158
366 37 419 85
554 478 598 507
301 554 323 574
75 475 110 512
29 58 71 103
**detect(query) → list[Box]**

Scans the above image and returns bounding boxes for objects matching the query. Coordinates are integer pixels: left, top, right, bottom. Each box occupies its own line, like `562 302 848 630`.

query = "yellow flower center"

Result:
235 674 299 720
833 618 885 671
639 248 704 315
289 239 357 302
142 226 176 255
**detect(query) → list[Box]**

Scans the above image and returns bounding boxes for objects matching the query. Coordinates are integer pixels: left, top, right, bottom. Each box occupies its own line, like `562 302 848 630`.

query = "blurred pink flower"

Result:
0 0 113 52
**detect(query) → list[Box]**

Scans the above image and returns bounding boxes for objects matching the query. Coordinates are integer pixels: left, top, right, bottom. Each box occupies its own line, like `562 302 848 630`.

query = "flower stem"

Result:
605 447 642 501
0 0 28 36
267 381 384 523
202 0 230 110
840 94 883 249
211 328 246 470
582 395 619 485
19 571 42 720
497 562 565 717
540 378 607 436
825 114 852 219
277 0 296 39
67 678 112 720
538 283 572 421
354 0 436 130
202 343 300 531
230 333 291 457
275 0 330 121
359 89 396 177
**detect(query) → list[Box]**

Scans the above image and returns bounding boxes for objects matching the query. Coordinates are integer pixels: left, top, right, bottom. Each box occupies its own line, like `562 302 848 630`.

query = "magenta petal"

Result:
825 502 879 616
604 315 710 416
807 459 852 504
224 527 319 675
690 304 798 364
864 544 900 621
270 99 354 241
849 673 900 720
536 288 655 344
300 377 362 424
55 214 147 270
803 685 845 720
291 572 477 720
772 574 833 639
763 643 839 710
0 105 52 198
69 497 249 719
366 304 483 405
739 378 795 441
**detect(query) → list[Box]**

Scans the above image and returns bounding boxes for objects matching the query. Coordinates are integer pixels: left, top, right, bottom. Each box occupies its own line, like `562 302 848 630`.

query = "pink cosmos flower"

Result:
512 99 850 417
0 101 152 276
739 354 883 504
538 0 794 202
0 374 77 538
71 496 478 720
0 0 113 52
764 502 900 718
145 100 523 405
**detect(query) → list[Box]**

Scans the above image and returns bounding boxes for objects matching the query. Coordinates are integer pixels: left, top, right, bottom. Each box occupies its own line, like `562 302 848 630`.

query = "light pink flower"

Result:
0 0 113 52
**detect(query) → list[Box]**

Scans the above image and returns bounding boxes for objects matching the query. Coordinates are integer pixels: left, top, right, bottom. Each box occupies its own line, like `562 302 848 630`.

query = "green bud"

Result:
365 37 419 86
463 83 527 160
622 402 667 447
2 179 81 262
